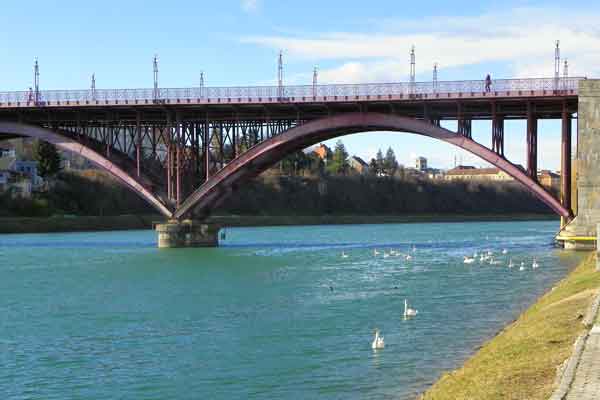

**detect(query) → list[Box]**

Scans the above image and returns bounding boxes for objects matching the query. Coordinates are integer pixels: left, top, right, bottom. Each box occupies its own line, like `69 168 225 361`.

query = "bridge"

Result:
1 74 597 248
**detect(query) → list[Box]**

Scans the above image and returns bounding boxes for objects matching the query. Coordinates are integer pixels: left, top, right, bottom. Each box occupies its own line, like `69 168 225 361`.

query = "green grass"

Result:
420 253 600 400
0 213 556 235
0 214 159 234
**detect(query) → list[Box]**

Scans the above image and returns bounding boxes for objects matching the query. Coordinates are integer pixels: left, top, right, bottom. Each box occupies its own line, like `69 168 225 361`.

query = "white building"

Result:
416 157 428 171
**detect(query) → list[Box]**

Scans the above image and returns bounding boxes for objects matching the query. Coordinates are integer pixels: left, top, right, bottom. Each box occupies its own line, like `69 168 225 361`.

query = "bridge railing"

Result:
0 77 584 105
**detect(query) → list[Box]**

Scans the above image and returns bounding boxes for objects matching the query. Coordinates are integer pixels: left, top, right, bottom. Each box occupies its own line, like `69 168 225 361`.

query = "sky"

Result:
1 0 599 170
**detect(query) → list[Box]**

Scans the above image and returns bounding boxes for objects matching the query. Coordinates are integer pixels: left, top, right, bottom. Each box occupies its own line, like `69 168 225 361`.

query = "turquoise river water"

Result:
0 220 583 399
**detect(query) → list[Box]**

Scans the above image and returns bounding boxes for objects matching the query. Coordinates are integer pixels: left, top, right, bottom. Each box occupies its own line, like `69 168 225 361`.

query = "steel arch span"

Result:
174 112 570 220
0 122 173 218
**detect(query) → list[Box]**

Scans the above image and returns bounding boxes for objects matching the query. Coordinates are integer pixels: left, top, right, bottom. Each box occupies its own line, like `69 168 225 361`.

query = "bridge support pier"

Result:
558 79 600 250
156 220 219 248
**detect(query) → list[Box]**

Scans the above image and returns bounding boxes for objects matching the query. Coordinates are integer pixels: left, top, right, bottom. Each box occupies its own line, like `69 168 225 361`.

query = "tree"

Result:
34 141 61 178
375 148 385 175
369 158 379 175
327 140 349 175
383 147 398 176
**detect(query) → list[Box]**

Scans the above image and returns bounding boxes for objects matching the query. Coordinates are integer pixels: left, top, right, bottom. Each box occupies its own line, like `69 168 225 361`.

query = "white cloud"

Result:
242 7 600 83
241 0 259 13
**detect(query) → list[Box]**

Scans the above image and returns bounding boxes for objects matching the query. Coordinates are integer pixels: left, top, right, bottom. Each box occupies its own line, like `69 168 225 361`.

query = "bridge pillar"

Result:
559 79 600 249
156 220 219 248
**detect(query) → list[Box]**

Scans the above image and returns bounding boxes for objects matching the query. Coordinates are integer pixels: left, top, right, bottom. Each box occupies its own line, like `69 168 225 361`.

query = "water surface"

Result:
0 221 582 399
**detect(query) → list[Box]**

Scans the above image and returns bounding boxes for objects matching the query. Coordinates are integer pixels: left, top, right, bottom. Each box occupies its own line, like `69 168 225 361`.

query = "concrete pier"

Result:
155 220 219 248
559 79 600 250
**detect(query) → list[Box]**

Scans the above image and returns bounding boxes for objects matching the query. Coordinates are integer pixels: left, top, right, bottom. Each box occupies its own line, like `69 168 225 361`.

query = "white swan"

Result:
532 259 539 269
464 256 475 264
341 251 349 259
383 252 390 259
372 329 385 349
502 249 508 255
404 299 418 318
405 254 412 261
508 259 514 268
519 262 525 271
373 249 380 256
411 245 417 253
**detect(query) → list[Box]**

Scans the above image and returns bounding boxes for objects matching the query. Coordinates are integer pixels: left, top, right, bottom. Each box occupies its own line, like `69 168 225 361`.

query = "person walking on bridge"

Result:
485 74 492 92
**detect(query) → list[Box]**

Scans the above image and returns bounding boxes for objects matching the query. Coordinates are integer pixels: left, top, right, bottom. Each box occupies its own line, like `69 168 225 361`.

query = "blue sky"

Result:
1 0 598 169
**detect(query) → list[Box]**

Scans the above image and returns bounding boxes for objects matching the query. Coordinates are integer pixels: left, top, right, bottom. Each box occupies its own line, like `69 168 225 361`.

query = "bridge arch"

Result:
0 121 173 218
175 112 570 220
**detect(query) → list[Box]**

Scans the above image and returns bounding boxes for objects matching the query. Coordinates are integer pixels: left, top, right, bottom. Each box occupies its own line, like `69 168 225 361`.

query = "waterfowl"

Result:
404 299 418 318
372 329 385 349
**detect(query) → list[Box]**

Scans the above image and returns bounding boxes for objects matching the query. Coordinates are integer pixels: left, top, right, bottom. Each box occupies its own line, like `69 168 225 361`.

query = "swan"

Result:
341 251 349 259
532 259 539 269
405 254 412 261
502 249 508 255
373 249 380 256
487 250 493 256
519 262 525 271
411 245 417 253
372 329 385 349
383 252 390 259
489 258 502 265
508 259 514 268
464 256 475 264
404 299 418 318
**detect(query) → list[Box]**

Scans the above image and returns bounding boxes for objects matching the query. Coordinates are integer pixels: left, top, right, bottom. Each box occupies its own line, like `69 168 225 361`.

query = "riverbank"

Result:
0 213 557 234
419 252 600 400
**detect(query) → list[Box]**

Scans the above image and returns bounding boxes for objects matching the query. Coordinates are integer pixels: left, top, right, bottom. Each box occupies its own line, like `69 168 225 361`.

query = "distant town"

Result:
0 138 562 200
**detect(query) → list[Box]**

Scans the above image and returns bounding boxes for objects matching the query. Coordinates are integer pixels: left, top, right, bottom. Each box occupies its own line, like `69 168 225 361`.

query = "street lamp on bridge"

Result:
153 54 159 102
33 58 40 105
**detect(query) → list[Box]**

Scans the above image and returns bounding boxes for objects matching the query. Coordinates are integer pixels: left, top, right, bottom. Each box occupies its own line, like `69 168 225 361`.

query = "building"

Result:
349 156 369 174
416 156 427 171
538 170 560 191
10 179 33 198
0 157 44 192
0 170 11 190
313 143 331 160
444 165 515 182
0 148 16 158
426 168 443 180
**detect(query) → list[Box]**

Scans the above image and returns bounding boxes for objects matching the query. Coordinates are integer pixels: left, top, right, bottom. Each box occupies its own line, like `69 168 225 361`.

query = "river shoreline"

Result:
419 252 599 400
0 213 558 234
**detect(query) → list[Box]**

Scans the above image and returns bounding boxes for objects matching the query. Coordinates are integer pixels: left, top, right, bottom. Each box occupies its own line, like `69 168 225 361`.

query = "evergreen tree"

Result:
327 140 349 175
369 158 379 175
34 141 61 178
383 147 398 176
375 148 385 175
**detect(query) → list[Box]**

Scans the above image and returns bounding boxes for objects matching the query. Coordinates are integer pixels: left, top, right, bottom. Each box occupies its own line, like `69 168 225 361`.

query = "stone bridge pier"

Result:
559 79 600 250
156 220 220 248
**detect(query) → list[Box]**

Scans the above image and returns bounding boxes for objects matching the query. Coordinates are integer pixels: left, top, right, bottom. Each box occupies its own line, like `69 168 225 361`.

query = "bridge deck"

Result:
0 77 583 121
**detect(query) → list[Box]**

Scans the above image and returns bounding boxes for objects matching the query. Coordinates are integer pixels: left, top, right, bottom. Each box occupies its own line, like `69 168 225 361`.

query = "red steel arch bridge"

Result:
0 76 582 245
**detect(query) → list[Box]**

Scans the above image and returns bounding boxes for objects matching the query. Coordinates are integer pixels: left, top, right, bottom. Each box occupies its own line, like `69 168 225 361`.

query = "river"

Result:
0 220 583 399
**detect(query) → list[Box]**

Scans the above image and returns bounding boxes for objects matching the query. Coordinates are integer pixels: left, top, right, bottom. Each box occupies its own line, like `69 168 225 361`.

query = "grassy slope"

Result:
420 253 600 400
0 214 556 235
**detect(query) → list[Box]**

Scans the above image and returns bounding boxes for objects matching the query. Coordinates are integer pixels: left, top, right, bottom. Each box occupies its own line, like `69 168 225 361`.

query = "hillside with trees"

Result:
0 138 555 218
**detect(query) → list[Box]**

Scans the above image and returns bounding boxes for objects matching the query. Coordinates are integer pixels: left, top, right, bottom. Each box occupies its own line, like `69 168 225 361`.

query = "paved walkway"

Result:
565 326 600 399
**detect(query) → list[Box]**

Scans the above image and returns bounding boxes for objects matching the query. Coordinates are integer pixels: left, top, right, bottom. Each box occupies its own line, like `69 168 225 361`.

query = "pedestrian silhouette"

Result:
485 74 492 92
